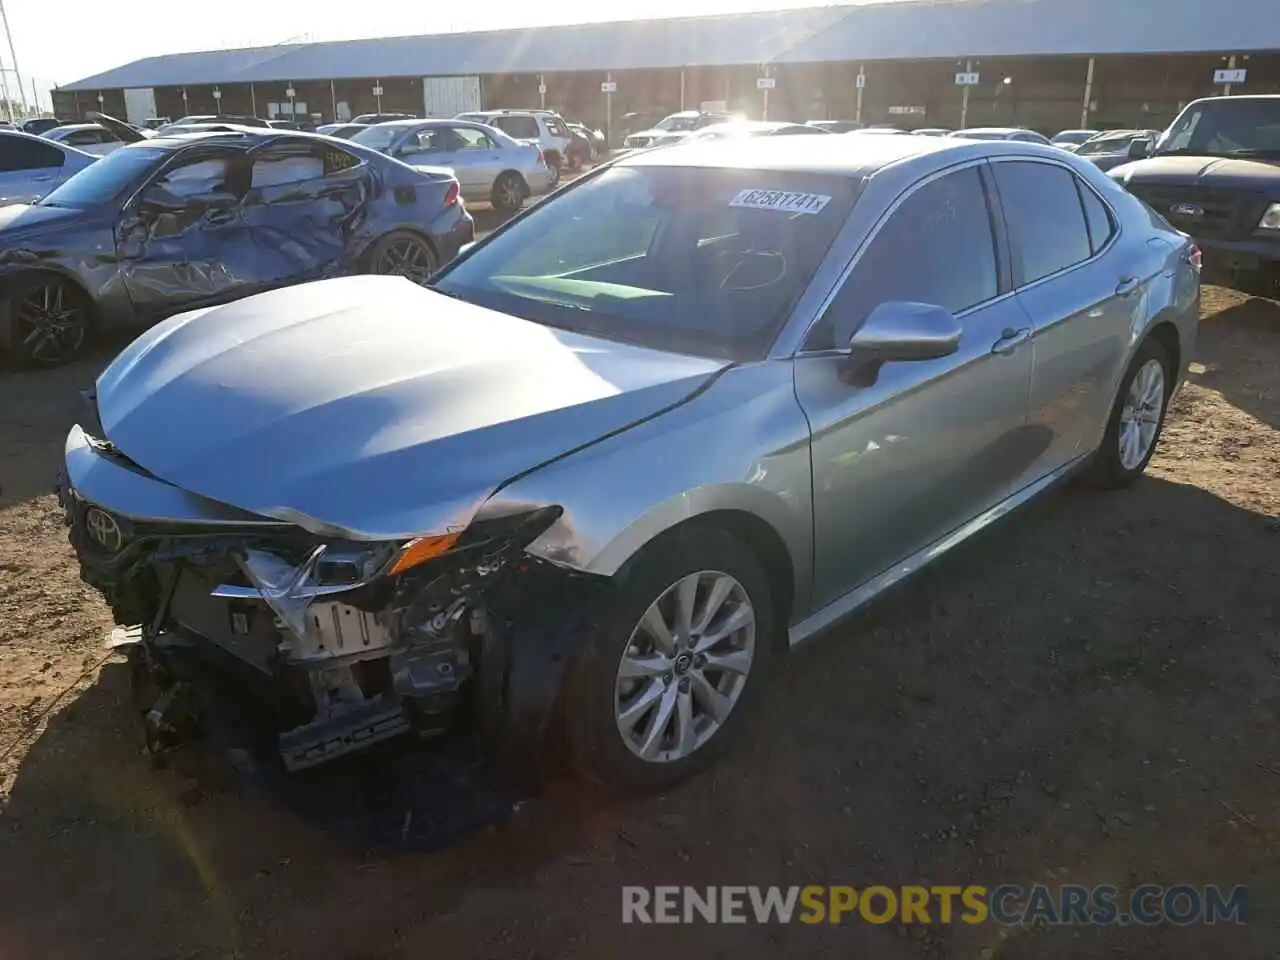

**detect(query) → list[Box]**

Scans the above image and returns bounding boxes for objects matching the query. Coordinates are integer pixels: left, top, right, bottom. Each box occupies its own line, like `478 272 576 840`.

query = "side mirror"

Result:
839 301 962 385
1127 138 1153 160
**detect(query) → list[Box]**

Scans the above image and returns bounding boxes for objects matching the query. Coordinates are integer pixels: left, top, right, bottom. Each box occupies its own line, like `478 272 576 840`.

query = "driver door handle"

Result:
205 209 236 225
991 326 1032 356
1115 276 1141 298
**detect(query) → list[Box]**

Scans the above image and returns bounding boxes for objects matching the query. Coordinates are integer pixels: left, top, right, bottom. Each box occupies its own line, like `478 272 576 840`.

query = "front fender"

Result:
478 361 815 616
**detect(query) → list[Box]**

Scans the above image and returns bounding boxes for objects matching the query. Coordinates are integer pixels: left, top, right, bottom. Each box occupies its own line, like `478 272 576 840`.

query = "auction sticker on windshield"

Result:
729 189 832 215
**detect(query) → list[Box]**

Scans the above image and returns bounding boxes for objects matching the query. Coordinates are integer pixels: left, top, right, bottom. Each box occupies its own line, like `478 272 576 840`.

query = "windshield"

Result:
350 125 405 153
952 130 1009 141
39 146 167 207
1156 99 1280 157
432 165 858 360
1052 131 1095 145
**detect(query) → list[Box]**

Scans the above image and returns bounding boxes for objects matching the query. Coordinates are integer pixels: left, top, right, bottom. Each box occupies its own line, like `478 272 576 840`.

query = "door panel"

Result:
116 151 250 318
797 298 1036 609
237 143 367 293
796 163 1037 611
989 159 1152 474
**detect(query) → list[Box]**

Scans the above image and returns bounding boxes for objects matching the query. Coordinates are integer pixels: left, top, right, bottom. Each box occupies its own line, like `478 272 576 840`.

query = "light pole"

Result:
0 0 27 117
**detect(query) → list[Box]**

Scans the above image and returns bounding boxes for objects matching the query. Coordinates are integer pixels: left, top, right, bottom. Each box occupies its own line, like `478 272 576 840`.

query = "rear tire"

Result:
364 231 438 286
1086 337 1173 488
565 527 777 792
1 274 92 370
491 172 526 214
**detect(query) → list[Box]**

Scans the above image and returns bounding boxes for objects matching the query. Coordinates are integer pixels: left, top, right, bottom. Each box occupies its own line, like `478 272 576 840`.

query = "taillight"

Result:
1186 243 1202 272
443 181 459 208
537 149 546 168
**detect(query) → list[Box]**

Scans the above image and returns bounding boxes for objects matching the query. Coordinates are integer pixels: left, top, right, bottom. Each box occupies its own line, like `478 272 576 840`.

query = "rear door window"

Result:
992 161 1093 285
492 115 540 140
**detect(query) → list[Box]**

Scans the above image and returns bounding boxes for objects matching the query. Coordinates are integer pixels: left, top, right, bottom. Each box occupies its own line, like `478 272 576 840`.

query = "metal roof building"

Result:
59 0 1280 92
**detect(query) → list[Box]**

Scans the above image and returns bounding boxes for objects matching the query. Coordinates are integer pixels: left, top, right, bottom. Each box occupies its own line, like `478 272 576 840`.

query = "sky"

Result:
0 0 910 112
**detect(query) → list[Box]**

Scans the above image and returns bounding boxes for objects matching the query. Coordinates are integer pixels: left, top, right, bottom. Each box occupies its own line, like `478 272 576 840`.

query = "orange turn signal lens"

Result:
387 532 461 576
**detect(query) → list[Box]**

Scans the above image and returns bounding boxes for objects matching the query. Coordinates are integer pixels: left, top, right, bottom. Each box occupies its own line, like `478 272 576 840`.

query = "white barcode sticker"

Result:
728 188 832 215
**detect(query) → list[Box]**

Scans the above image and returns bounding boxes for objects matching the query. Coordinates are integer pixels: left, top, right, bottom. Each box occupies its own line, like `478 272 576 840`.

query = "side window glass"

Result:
250 148 324 189
411 129 445 152
1076 179 1116 254
65 129 99 146
807 166 998 351
452 127 491 150
993 161 1093 284
155 156 231 199
0 137 65 171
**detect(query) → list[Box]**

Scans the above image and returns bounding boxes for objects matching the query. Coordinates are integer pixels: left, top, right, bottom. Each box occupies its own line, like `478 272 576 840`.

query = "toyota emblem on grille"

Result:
1170 203 1204 218
85 507 124 553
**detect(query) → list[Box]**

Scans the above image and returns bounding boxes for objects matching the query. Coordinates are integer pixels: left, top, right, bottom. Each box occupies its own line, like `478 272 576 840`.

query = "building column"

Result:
539 73 546 110
959 60 973 129
680 68 686 111
250 83 257 118
855 63 865 123
1224 54 1238 95
1081 56 1095 129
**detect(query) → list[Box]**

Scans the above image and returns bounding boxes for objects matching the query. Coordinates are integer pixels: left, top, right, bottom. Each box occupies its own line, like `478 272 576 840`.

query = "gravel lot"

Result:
0 285 1277 960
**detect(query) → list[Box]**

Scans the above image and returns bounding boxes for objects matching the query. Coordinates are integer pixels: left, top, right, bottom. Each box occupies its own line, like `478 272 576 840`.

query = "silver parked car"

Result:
351 118 553 212
0 130 98 206
42 122 127 156
59 135 1199 790
950 127 1053 144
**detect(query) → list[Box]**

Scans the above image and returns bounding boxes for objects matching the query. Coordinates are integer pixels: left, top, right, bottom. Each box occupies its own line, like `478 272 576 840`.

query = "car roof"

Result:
618 131 1027 177
955 127 1023 135
46 123 101 133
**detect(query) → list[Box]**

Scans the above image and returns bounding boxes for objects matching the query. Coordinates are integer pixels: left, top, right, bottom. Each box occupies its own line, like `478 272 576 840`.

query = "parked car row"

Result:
1 123 474 368
55 128 1199 791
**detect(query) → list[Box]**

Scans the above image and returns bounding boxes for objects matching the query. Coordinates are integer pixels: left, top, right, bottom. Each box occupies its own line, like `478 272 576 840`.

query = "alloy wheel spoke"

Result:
642 603 676 655
702 648 753 676
673 689 697 757
694 604 754 652
692 575 735 634
638 684 678 759
673 575 698 640
618 651 671 680
690 671 732 723
617 678 665 736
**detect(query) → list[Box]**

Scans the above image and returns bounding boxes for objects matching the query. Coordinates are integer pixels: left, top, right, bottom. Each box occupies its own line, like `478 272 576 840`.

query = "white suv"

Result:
455 109 573 184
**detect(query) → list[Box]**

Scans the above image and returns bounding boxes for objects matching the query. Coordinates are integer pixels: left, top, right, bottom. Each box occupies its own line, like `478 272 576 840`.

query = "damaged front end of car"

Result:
57 429 611 775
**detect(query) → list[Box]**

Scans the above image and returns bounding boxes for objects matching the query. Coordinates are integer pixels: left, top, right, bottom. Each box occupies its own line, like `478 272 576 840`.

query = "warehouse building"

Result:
54 0 1280 137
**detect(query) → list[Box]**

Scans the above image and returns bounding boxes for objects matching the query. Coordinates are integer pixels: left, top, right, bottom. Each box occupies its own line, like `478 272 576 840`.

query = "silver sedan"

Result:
0 130 97 206
58 135 1199 790
350 118 554 212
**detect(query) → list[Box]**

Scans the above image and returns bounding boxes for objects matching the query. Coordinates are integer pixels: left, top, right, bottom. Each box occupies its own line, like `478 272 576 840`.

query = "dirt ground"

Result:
1 285 1277 959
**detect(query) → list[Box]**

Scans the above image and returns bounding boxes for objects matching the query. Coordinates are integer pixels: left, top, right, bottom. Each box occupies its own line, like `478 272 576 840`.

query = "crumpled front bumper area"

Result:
57 425 611 777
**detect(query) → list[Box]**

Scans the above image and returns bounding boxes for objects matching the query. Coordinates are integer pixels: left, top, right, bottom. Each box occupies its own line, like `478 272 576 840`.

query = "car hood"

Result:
0 202 86 235
1110 153 1280 189
92 275 726 540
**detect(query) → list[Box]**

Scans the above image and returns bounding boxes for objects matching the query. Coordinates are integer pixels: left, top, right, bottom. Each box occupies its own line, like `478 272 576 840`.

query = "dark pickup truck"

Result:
1108 94 1280 295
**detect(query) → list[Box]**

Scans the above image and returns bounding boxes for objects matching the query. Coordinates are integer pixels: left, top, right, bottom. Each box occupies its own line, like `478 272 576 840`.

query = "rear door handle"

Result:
32 175 53 182
1115 276 1141 298
205 209 236 225
991 326 1032 356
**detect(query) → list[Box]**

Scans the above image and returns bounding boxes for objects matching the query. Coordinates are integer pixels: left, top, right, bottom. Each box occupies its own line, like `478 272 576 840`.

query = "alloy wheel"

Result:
498 176 523 211
1118 357 1165 470
13 282 88 365
614 570 756 763
374 237 437 286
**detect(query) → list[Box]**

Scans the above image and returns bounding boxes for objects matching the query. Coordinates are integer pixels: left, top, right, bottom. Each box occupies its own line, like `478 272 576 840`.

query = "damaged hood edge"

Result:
93 276 727 542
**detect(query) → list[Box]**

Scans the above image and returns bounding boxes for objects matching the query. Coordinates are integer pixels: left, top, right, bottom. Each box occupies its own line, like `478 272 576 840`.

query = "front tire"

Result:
565 527 776 791
1087 336 1173 488
2 274 92 369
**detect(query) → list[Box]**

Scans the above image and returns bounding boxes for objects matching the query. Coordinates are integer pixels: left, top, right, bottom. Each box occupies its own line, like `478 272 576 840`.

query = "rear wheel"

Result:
545 152 562 186
565 527 776 791
491 172 527 214
1086 337 1173 488
365 231 438 286
3 275 91 369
